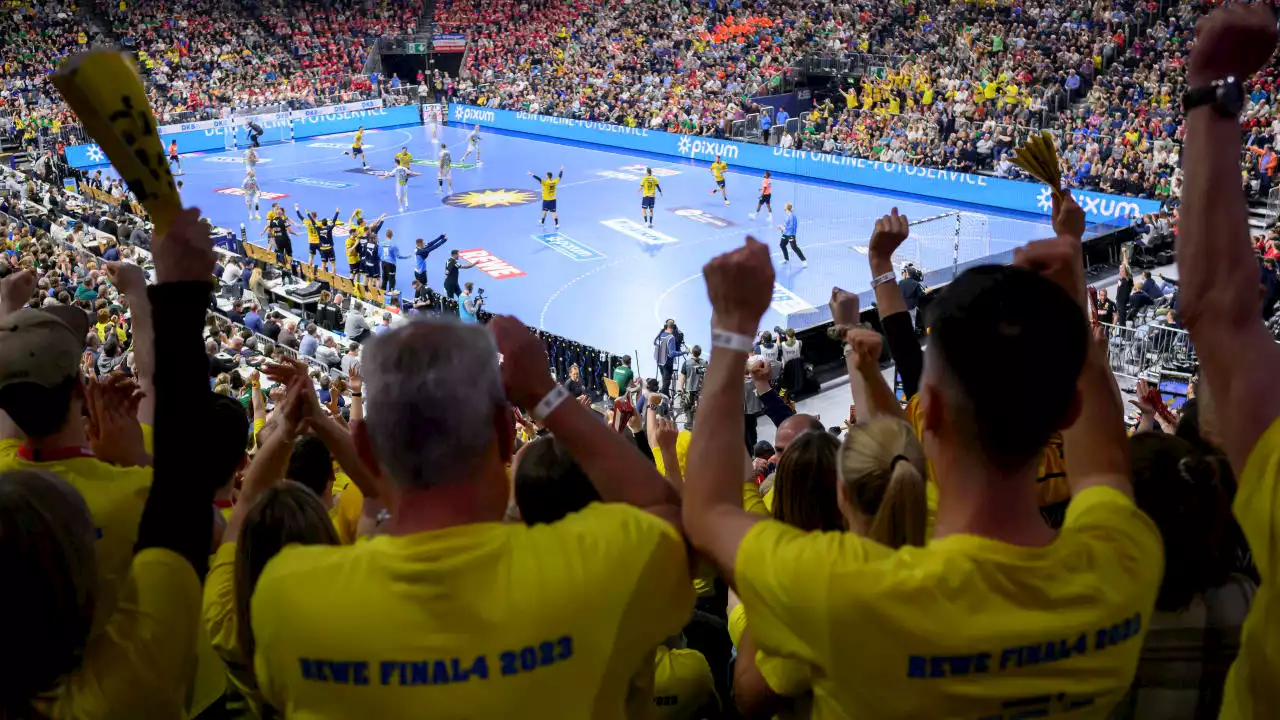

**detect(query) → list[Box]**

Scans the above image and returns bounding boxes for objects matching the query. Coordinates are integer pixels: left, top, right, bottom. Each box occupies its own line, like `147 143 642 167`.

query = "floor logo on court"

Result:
457 249 526 279
415 159 478 171
214 187 289 200
533 232 606 262
619 165 680 177
308 142 376 150
771 284 816 316
669 207 736 228
344 168 400 178
286 177 356 190
601 218 679 245
205 156 272 164
444 189 537 208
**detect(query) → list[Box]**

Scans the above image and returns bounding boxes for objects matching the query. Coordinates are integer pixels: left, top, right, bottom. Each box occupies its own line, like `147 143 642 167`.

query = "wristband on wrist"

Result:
870 270 897 288
531 384 571 422
350 392 362 397
711 328 754 354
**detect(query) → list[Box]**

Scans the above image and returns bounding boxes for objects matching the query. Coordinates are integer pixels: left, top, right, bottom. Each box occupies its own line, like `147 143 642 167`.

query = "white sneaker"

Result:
802 260 808 268
724 200 730 206
748 213 756 219
769 214 774 222
782 258 789 264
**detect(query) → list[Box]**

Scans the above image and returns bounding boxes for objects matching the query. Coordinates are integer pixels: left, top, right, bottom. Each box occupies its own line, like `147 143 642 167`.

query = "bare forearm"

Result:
686 346 748 525
1063 344 1131 496
312 415 381 499
1180 95 1280 468
544 398 679 508
847 355 904 421
869 254 907 317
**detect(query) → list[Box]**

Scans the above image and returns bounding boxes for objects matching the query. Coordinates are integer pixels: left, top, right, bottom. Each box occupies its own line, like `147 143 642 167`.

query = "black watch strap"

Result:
1182 84 1218 112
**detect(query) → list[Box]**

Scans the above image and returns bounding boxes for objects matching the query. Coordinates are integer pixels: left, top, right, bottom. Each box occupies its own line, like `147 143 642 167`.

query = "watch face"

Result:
1217 81 1245 117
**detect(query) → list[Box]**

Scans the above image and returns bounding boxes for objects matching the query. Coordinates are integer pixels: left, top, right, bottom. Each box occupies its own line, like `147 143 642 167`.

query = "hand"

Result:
153 207 214 284
751 456 771 476
653 415 679 449
1188 2 1278 85
248 369 260 386
1051 189 1085 240
105 261 146 296
748 358 771 392
489 314 555 410
0 269 34 312
84 374 147 466
263 357 309 389
348 362 362 394
829 286 860 327
868 208 910 263
703 236 774 335
844 327 883 372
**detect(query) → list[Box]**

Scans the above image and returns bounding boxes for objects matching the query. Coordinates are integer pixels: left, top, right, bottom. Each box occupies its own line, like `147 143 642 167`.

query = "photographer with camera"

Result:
459 281 485 324
899 263 926 333
677 345 707 430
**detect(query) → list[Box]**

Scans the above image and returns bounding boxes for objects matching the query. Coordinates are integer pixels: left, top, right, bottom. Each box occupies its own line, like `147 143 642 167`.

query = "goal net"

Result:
894 211 991 284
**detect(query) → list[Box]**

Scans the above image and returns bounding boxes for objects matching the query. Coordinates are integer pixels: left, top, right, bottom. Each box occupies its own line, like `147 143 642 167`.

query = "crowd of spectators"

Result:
5 2 1280 720
444 0 1280 206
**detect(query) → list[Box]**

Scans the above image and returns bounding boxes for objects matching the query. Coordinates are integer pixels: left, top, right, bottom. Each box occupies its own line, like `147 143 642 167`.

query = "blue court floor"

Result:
174 122 1060 357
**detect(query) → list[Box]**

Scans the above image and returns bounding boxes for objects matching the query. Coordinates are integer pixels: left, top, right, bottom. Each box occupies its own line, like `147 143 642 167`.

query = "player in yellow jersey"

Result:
709 155 729 205
529 165 564 228
344 126 367 168
346 218 366 282
394 146 413 169
638 168 663 227
294 203 322 265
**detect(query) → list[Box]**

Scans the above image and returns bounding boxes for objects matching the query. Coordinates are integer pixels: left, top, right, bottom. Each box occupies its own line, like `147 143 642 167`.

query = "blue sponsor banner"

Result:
533 232 606 261
449 105 1161 225
285 177 356 190
66 104 421 169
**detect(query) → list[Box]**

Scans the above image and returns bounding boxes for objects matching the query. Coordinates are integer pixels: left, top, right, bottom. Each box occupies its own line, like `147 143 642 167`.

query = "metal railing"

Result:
1099 321 1195 384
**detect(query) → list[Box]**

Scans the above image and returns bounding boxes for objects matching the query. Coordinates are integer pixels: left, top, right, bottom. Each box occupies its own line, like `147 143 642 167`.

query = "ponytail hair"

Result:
838 418 928 549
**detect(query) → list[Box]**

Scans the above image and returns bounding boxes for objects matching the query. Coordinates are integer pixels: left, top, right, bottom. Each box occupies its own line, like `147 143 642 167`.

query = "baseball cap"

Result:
0 307 90 392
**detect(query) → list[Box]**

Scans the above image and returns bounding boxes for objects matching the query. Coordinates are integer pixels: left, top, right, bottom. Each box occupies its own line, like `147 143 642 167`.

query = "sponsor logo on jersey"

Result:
669 207 736 228
214 187 289 200
443 188 538 208
285 177 356 190
770 283 817 316
457 249 526 279
308 142 377 150
205 156 272 164
601 218 680 245
532 233 606 262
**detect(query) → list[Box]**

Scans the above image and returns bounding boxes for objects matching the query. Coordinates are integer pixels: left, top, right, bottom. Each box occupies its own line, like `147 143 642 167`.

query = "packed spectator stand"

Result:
5 0 1280 719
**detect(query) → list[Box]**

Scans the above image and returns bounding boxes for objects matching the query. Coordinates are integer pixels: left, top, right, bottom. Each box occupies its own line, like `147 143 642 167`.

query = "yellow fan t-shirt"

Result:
251 502 692 717
652 646 719 719
1219 416 1280 719
203 541 264 715
0 440 151 635
735 486 1162 718
35 548 201 719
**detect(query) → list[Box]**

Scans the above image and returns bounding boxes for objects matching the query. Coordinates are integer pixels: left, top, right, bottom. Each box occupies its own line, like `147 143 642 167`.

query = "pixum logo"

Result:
1038 187 1142 221
601 218 680 246
285 177 355 190
533 232 606 262
455 107 495 124
676 136 739 160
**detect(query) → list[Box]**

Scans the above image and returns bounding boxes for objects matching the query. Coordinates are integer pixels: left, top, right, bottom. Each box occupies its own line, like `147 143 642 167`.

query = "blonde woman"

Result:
731 418 926 717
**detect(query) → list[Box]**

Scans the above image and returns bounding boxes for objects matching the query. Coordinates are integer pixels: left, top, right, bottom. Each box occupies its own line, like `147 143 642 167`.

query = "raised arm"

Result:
684 238 774 585
490 315 681 524
1179 5 1280 470
107 262 155 424
866 209 924 398
426 234 448 252
133 208 222 577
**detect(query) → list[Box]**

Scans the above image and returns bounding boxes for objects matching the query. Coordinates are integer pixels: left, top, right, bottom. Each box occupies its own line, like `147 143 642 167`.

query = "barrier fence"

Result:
1100 321 1195 384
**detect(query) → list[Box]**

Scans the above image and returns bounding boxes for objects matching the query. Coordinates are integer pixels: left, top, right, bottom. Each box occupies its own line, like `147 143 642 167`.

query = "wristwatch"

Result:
1182 76 1244 119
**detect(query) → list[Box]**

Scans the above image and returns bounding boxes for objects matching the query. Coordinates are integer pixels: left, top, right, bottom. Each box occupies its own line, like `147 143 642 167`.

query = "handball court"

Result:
174 121 1061 357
